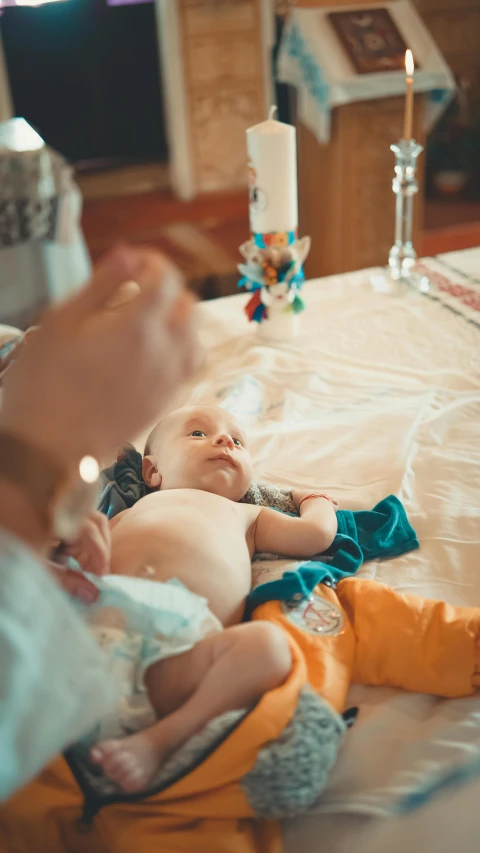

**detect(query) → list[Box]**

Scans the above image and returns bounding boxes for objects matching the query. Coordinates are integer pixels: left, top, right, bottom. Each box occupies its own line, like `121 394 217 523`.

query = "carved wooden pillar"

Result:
0 33 13 123
156 0 273 199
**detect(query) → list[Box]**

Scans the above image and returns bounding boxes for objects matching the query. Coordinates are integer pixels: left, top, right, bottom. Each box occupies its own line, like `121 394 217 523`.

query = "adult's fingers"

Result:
122 252 186 324
46 563 99 604
115 256 198 380
167 290 197 332
60 246 144 324
64 515 110 576
105 280 141 311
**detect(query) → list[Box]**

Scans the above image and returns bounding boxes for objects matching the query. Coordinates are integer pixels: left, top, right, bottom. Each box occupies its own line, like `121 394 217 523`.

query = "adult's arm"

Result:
0 246 200 797
0 528 118 801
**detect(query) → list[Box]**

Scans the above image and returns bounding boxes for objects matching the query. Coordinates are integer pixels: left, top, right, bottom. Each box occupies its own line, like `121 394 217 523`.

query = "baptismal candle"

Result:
403 49 415 140
246 106 298 243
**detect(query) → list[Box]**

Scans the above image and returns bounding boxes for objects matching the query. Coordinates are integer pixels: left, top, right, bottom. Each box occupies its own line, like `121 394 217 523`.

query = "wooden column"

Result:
297 95 426 278
0 34 12 123
156 0 273 199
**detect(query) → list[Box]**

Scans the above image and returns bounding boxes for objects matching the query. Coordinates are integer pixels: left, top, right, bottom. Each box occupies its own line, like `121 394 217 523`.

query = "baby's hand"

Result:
291 489 339 513
63 510 111 576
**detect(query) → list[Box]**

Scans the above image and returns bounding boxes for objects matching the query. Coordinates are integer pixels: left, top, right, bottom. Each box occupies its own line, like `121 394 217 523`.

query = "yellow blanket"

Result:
4 577 478 852
0 603 345 853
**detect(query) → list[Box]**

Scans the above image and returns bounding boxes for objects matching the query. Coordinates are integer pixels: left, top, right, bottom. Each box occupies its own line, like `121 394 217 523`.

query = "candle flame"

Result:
405 49 414 77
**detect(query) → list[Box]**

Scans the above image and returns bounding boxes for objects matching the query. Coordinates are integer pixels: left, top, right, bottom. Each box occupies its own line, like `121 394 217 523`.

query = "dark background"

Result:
1 0 168 165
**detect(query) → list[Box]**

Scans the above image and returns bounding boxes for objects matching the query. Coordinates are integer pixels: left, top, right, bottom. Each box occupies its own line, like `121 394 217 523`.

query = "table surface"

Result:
180 246 480 842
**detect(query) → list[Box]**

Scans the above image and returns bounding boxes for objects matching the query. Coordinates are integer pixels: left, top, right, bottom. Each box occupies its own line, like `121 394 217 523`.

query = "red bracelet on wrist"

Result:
298 493 335 511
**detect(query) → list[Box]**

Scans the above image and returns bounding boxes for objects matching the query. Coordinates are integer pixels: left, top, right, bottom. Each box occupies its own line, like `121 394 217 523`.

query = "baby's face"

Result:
145 406 253 501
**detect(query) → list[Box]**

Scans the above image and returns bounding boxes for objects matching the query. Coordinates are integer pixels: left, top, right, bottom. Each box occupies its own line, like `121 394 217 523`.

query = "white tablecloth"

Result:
178 247 480 851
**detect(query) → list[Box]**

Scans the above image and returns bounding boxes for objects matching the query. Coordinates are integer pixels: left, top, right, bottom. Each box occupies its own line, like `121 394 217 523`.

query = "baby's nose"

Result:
213 432 234 449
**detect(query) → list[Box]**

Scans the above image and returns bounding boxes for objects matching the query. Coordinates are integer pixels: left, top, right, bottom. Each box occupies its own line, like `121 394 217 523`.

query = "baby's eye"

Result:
233 437 243 447
189 430 206 438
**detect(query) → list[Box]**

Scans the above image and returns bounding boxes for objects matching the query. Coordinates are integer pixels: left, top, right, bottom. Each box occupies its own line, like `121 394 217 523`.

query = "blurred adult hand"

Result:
63 510 111 576
45 510 112 602
45 561 100 604
0 246 200 467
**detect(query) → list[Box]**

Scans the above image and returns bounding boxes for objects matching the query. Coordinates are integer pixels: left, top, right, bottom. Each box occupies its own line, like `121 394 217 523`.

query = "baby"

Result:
87 405 338 793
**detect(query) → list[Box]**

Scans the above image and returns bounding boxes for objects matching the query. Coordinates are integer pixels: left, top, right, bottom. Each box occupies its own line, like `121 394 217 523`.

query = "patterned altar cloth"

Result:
0 118 72 248
277 1 455 144
414 250 480 329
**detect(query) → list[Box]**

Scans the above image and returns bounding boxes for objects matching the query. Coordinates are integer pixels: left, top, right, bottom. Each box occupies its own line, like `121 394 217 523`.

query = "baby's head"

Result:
143 405 253 502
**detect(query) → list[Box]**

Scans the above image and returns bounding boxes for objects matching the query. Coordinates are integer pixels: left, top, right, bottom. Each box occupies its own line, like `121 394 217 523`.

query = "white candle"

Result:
246 106 298 239
403 49 414 141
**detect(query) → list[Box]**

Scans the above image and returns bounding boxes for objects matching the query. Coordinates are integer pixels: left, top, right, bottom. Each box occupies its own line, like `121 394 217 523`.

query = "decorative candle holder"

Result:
371 138 430 295
238 233 311 343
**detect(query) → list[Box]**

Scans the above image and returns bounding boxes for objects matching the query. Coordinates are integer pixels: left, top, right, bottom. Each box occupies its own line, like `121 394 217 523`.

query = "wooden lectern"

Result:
297 94 425 279
292 0 426 279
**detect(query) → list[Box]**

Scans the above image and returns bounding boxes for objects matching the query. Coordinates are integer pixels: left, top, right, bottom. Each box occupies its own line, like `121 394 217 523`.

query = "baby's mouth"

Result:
208 454 237 469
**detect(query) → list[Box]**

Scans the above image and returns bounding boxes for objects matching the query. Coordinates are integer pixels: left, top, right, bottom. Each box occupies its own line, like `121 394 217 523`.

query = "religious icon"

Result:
328 8 417 75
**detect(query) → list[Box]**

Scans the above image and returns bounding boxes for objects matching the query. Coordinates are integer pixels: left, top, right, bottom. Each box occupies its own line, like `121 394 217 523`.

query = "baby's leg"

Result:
91 621 291 792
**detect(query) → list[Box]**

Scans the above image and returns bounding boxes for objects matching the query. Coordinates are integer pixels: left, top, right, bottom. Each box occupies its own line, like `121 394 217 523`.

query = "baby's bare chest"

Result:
111 492 255 575
110 494 254 624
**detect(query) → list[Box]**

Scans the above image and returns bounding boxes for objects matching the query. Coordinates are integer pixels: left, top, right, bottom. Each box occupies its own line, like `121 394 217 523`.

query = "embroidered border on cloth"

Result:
414 261 480 331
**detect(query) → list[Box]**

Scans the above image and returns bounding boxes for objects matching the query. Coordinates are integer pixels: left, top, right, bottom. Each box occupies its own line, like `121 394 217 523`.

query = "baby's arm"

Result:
253 492 338 558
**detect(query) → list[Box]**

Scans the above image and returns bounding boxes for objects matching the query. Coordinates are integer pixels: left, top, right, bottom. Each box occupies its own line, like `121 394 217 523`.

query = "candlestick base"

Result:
370 267 430 296
373 137 428 297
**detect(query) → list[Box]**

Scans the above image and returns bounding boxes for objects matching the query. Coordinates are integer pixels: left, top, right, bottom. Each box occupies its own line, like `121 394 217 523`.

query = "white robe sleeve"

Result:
0 529 118 800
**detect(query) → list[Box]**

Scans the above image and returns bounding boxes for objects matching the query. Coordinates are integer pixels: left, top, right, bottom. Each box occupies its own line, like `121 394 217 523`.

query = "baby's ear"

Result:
142 456 162 489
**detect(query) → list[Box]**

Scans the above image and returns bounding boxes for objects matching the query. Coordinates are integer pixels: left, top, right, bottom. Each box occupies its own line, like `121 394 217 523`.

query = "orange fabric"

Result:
0 757 99 853
253 588 355 713
338 577 480 697
0 635 304 853
0 757 280 853
256 579 480 711
2 577 480 853
473 633 480 689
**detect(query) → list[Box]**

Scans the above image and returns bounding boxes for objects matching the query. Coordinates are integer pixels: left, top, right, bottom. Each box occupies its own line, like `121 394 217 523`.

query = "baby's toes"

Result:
91 739 120 763
103 748 134 778
91 740 129 778
105 750 146 792
120 764 147 793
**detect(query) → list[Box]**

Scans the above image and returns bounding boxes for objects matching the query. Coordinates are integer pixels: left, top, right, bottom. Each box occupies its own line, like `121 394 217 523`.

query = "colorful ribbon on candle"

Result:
243 286 306 323
253 229 298 249
238 266 305 293
239 257 306 324
237 231 310 325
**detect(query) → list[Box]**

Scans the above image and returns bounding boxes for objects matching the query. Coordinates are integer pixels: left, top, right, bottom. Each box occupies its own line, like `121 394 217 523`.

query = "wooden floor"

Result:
82 187 249 298
81 174 480 297
422 200 480 256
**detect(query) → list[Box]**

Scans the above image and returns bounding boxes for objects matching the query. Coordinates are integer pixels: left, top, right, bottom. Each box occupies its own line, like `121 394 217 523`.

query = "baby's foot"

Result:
91 731 166 793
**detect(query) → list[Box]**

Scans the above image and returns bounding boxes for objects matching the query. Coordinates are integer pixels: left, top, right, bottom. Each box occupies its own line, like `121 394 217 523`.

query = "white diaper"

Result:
75 575 222 744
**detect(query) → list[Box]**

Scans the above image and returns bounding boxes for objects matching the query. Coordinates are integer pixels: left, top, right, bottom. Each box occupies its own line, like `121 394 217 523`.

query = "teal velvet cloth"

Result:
248 495 419 605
